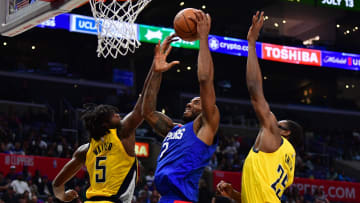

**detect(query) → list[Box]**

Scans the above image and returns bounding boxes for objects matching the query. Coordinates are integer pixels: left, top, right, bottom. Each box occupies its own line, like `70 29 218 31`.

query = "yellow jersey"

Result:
241 137 296 203
85 129 137 203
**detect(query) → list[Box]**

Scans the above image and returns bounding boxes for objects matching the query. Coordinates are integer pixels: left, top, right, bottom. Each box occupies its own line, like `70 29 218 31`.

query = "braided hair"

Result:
81 103 119 141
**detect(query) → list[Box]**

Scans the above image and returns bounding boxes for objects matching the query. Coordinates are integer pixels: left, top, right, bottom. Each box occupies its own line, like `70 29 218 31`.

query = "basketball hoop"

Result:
89 0 151 58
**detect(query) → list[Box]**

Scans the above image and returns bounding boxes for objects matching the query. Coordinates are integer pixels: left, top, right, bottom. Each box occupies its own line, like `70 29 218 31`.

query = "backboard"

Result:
0 0 88 37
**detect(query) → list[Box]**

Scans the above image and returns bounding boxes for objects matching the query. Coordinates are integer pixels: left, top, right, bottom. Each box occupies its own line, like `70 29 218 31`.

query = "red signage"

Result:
0 153 85 180
294 177 360 202
262 43 321 66
135 142 149 158
213 170 360 202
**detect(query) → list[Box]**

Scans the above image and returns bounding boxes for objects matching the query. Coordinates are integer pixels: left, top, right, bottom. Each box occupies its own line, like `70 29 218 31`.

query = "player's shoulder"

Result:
74 143 90 161
281 139 296 158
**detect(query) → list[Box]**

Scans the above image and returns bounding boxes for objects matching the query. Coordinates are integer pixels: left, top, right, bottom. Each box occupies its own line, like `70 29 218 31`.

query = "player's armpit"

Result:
146 111 175 137
197 106 220 146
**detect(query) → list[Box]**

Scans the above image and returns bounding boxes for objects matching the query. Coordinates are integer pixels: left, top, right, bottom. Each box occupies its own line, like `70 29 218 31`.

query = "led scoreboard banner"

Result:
283 0 360 11
35 13 360 71
319 0 359 11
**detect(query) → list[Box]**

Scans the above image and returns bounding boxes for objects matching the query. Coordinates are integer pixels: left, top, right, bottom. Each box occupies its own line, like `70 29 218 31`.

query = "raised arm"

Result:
191 10 220 145
141 35 180 137
246 11 281 151
119 58 154 137
52 144 88 202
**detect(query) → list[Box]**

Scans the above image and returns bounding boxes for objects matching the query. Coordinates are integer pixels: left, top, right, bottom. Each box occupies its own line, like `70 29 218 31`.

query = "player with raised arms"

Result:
51 37 177 203
217 11 304 203
141 9 220 203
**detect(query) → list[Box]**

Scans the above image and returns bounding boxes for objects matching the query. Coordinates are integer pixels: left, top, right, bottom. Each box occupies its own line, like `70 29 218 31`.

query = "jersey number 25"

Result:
271 164 288 199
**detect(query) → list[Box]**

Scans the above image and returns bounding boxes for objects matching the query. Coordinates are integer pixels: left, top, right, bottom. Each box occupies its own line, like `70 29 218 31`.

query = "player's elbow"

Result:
198 74 212 83
52 177 62 189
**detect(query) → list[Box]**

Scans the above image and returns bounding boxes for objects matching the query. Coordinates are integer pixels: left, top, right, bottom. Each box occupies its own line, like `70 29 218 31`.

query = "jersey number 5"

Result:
95 157 107 183
271 164 288 199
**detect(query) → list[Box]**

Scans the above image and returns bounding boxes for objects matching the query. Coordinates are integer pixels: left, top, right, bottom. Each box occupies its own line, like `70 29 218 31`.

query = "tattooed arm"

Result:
142 34 180 137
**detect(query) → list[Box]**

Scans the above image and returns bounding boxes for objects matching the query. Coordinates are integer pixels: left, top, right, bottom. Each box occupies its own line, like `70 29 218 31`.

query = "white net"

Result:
89 0 151 58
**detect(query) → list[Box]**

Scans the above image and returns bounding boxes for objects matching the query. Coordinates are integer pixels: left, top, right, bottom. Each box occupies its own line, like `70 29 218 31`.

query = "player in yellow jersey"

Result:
51 36 180 203
217 11 304 203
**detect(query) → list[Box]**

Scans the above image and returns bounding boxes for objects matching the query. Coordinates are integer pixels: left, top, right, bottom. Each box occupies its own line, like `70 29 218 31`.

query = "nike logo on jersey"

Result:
285 153 293 171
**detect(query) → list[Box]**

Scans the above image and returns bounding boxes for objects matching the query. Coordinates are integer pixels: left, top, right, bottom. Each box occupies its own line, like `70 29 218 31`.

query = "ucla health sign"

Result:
70 14 98 35
208 35 262 57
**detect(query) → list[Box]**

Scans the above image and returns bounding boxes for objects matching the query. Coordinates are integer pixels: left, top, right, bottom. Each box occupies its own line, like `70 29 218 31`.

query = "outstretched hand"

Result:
216 180 234 199
189 10 211 40
247 11 264 45
62 189 79 202
153 34 180 73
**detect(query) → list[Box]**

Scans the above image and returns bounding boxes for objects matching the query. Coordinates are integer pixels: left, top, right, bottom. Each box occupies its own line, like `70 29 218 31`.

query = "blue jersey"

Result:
155 121 217 203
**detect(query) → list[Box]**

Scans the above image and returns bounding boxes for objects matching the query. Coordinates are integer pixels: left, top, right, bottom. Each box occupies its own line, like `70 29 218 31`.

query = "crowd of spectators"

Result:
1 102 360 202
0 167 55 203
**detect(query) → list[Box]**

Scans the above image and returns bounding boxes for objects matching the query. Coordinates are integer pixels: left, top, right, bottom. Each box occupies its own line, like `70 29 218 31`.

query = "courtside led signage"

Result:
37 13 360 71
262 43 321 66
135 142 149 158
138 24 199 49
319 0 360 11
208 35 262 58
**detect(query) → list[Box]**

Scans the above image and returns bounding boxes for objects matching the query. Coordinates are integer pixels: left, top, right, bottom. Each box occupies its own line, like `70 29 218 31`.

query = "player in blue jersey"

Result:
141 10 220 203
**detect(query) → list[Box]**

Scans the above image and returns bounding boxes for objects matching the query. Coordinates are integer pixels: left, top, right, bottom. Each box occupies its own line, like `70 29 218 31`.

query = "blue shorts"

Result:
158 196 193 203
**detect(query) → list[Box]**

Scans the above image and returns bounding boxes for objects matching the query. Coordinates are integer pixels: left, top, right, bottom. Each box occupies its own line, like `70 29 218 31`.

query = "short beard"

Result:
110 122 122 131
182 113 199 124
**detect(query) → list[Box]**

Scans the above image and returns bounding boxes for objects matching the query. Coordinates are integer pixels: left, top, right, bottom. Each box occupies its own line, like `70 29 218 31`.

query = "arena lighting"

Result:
3 42 7 46
264 16 269 20
336 24 340 28
177 69 181 73
161 108 166 114
356 26 359 30
31 45 36 50
303 35 320 45
179 1 184 6
352 84 355 88
274 23 279 27
263 76 268 80
282 20 286 24
346 30 350 34
187 66 191 70
345 84 349 88
201 5 206 9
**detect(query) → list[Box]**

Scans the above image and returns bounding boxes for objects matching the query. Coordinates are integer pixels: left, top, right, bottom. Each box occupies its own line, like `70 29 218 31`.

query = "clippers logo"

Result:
145 29 163 40
262 43 321 66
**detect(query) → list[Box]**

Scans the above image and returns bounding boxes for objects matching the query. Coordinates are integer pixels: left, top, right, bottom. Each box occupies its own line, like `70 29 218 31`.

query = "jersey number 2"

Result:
159 142 169 159
271 164 288 199
95 157 106 183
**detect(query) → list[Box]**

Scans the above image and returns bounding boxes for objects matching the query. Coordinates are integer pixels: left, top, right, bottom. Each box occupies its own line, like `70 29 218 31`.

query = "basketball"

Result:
173 8 198 42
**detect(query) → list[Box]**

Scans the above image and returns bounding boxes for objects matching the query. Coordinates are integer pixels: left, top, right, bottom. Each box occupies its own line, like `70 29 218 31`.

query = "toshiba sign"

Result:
135 142 149 158
262 43 321 66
